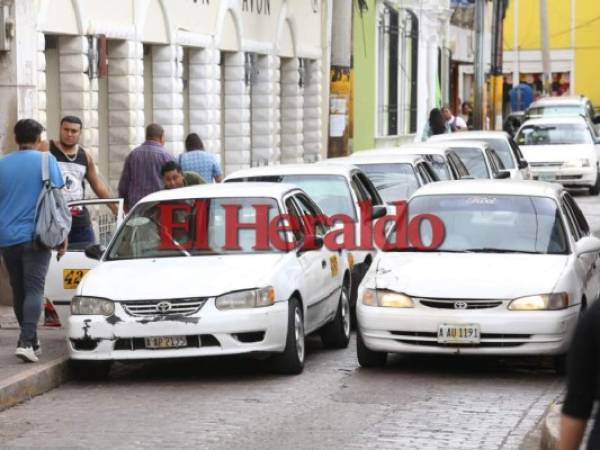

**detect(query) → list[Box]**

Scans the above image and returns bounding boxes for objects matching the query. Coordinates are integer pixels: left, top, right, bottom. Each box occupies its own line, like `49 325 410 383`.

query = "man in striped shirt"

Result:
118 124 174 212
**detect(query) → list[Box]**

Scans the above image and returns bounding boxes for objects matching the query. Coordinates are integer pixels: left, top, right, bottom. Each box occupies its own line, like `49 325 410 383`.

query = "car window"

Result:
356 172 384 205
560 197 581 241
416 163 433 184
423 154 452 180
354 163 420 203
516 124 593 145
564 193 590 237
447 152 470 178
293 193 329 236
486 149 505 175
479 138 515 169
285 197 305 242
452 147 490 178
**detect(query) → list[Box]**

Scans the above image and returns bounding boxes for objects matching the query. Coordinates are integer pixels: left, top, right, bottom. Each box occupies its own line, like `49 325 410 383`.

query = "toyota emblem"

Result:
454 301 468 310
156 301 172 314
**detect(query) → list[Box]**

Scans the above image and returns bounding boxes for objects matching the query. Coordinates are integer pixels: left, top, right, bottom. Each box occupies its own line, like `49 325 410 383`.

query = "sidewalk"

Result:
0 306 70 412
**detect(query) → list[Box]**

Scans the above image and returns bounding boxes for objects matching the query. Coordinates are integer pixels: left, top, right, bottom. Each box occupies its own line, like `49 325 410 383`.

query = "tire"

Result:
589 172 600 195
320 285 351 349
272 298 305 375
357 331 387 368
70 360 112 380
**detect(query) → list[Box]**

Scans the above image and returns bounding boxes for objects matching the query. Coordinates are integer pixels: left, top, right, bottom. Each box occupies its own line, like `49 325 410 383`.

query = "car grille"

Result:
120 298 207 317
416 297 504 309
529 162 563 168
389 331 532 348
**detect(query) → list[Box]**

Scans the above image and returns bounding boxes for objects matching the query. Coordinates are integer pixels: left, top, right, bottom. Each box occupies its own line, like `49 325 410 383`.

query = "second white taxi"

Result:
68 183 351 376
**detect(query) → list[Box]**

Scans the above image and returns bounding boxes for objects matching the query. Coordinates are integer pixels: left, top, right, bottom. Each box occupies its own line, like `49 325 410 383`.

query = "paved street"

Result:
0 191 598 450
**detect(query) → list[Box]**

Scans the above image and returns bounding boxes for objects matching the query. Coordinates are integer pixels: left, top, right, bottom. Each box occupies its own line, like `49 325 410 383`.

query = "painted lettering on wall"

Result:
242 0 271 16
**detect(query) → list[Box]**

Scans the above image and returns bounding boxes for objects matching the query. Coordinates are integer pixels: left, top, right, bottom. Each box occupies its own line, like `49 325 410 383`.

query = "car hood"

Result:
372 252 568 299
520 144 595 163
79 254 285 300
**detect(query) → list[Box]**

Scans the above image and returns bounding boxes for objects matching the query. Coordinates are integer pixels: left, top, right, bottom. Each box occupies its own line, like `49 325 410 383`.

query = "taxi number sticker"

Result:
329 255 338 277
63 269 90 290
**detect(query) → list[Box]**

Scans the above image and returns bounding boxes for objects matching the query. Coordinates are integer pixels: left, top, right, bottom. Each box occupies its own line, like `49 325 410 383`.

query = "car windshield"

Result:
106 197 285 260
516 124 592 146
452 148 490 178
354 163 420 203
528 105 584 117
387 195 569 254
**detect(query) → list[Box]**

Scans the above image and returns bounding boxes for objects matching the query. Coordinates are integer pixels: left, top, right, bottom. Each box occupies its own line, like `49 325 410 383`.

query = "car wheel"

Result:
589 172 600 195
272 298 305 375
320 284 351 349
357 331 387 368
70 360 112 380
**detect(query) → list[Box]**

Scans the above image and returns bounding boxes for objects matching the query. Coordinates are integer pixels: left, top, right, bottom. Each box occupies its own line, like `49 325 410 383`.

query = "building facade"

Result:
503 0 600 108
353 0 452 150
0 0 332 189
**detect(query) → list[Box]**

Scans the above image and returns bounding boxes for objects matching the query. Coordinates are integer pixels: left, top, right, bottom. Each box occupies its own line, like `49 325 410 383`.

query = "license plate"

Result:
537 173 555 182
437 324 481 344
63 269 90 289
144 336 188 349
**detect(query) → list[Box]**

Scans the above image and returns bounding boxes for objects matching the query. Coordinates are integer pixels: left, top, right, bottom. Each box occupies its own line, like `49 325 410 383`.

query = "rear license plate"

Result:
437 324 481 344
63 269 90 289
144 336 188 349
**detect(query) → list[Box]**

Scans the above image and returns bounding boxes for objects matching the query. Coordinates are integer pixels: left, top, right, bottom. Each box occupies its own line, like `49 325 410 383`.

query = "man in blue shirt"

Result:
178 133 223 183
0 119 66 363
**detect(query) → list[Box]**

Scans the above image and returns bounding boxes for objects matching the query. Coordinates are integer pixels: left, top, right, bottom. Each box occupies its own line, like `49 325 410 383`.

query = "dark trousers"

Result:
1 241 51 346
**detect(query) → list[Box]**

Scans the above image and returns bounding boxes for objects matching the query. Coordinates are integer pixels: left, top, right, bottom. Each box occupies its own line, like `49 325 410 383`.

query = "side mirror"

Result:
371 205 387 221
297 235 324 255
518 160 529 170
575 236 600 257
85 244 105 261
494 171 511 179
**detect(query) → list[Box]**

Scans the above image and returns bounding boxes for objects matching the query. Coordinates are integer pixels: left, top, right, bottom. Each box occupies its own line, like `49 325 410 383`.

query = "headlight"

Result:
508 293 570 311
71 296 115 316
563 159 591 168
362 289 414 308
215 287 275 310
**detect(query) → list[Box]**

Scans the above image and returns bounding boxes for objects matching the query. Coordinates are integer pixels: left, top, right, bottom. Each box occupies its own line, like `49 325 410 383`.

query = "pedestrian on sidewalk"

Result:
0 119 66 363
178 133 223 183
559 298 600 449
441 105 468 132
50 116 115 248
118 123 174 212
161 161 205 190
421 108 451 141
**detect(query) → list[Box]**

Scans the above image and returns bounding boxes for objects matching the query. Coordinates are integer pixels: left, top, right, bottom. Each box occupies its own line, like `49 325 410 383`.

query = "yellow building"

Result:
503 0 600 106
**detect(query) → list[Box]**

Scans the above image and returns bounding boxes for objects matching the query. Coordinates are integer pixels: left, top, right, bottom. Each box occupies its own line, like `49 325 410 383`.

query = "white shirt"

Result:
448 115 468 130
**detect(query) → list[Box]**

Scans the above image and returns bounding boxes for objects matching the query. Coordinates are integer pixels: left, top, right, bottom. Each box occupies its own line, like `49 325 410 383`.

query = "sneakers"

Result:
15 346 39 363
33 339 42 357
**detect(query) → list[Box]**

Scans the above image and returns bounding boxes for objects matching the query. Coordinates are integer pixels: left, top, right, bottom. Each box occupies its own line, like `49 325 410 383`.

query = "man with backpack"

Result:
0 119 67 363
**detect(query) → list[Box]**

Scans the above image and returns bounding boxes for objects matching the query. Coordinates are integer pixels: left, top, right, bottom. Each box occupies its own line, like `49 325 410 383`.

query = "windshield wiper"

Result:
464 248 541 254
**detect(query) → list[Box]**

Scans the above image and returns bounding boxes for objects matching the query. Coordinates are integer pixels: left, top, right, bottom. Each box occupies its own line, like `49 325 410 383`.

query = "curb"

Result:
0 356 70 413
541 402 562 450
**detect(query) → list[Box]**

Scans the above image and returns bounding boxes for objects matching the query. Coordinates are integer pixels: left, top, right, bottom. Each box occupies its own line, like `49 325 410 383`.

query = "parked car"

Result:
357 180 600 372
68 183 352 377
525 95 600 125
429 131 531 179
319 154 439 203
515 116 600 194
428 140 510 180
225 164 386 315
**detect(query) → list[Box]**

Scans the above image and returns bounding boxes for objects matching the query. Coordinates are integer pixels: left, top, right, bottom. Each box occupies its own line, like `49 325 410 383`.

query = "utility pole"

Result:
490 0 505 130
540 0 552 95
473 0 485 130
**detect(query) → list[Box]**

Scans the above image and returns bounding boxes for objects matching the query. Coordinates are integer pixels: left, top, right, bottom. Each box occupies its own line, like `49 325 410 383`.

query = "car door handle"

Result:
322 260 327 269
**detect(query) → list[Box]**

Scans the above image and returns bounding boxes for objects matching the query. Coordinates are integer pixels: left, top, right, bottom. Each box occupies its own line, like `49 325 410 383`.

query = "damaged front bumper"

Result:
68 300 289 361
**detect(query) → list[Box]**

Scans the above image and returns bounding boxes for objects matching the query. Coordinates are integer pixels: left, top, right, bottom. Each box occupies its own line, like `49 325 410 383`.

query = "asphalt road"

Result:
1 190 599 450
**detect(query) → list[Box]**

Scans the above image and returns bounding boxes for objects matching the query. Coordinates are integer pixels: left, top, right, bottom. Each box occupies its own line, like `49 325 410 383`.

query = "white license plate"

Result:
144 336 188 349
437 324 481 344
537 173 556 181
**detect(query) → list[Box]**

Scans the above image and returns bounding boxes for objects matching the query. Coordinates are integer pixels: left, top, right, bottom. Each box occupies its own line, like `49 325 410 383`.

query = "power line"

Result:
550 14 600 38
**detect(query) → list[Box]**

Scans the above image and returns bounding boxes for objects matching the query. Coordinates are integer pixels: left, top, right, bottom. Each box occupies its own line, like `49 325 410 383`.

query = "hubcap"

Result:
341 290 350 338
294 307 305 363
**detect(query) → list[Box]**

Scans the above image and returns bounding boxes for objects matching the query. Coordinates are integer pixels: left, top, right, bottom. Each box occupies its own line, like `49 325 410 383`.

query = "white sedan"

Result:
357 180 600 371
68 183 351 377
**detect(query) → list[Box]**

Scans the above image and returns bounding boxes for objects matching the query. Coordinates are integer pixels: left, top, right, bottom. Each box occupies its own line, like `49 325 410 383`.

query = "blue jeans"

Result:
1 241 51 346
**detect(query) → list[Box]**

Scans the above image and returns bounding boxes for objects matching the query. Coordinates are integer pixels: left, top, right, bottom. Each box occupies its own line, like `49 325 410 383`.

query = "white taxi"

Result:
357 180 600 371
68 183 351 376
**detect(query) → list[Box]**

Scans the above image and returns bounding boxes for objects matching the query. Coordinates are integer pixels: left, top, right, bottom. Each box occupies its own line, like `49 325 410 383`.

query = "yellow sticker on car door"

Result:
329 255 338 277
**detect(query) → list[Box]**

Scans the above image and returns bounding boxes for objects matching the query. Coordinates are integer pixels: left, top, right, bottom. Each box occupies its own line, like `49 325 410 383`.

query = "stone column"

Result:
280 58 304 164
273 56 281 163
37 32 47 128
303 59 322 162
152 45 184 156
223 52 251 175
251 55 277 166
107 40 144 191
188 48 222 158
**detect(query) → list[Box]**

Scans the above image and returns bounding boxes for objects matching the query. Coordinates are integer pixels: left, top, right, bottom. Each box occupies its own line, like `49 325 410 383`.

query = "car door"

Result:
292 192 343 329
45 198 124 325
563 193 600 302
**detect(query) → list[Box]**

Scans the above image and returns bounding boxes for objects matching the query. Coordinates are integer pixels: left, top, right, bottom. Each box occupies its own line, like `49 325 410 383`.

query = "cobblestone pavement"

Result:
1 192 598 450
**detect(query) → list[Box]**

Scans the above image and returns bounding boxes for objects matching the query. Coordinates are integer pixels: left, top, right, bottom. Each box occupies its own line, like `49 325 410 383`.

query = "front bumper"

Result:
357 301 579 356
531 166 596 186
68 300 288 361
